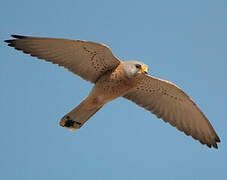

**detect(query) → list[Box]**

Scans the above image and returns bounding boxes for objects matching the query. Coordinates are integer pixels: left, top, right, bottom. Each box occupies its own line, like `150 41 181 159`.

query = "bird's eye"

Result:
135 64 141 69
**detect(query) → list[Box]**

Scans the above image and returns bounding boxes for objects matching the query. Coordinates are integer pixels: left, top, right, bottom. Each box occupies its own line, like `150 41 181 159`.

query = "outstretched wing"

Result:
5 35 120 83
123 74 220 148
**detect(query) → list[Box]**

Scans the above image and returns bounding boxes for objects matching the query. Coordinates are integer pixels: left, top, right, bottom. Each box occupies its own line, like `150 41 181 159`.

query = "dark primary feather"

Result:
123 74 220 149
5 35 220 149
5 35 120 83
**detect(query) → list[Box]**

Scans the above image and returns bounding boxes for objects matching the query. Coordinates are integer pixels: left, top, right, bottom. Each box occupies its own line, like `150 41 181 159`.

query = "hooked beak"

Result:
141 66 148 74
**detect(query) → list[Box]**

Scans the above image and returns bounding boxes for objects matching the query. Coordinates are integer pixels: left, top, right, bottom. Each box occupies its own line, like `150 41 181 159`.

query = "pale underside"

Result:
5 35 220 148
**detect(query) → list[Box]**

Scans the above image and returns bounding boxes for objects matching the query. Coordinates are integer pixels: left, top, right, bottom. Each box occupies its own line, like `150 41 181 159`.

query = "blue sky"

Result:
1 0 227 179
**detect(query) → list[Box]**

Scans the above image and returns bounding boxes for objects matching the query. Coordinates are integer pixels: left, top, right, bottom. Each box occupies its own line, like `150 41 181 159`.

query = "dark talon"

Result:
64 116 82 127
64 119 75 127
75 121 82 125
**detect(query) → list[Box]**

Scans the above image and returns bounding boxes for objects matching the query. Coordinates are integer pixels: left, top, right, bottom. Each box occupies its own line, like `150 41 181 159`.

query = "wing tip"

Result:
208 142 218 149
4 39 15 47
4 35 28 45
11 34 28 39
213 135 221 149
213 143 218 149
216 135 221 143
202 135 220 149
4 39 12 43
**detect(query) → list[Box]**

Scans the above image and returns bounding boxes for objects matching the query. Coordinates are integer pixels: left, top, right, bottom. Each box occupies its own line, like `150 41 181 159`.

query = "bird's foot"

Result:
59 115 81 131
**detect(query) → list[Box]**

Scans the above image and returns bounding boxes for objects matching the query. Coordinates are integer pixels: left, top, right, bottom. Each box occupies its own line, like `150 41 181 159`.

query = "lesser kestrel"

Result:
5 35 220 148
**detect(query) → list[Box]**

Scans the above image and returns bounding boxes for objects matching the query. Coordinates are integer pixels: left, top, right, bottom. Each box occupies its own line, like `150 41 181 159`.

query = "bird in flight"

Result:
5 35 220 149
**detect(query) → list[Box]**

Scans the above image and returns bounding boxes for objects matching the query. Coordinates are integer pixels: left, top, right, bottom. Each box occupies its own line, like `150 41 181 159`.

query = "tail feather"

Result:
59 98 103 131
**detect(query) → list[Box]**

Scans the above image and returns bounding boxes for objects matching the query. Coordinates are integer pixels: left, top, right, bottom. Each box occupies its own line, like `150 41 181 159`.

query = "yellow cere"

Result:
142 66 148 73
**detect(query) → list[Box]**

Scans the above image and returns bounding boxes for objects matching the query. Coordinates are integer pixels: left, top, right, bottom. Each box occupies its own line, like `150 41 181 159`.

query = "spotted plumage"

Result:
5 35 220 149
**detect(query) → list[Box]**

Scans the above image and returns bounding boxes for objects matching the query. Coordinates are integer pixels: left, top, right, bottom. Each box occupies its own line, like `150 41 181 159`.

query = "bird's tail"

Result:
59 97 103 131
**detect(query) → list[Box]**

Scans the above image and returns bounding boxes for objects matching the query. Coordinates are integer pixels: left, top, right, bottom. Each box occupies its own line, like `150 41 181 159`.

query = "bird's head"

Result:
122 61 148 78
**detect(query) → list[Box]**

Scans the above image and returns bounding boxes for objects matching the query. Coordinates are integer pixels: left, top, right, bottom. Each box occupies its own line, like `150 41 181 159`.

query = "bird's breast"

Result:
90 65 139 104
